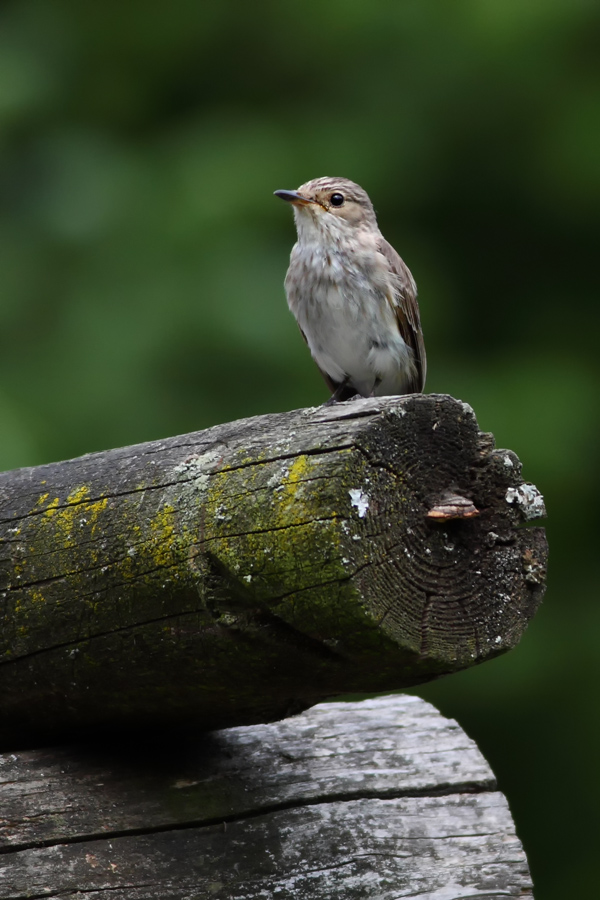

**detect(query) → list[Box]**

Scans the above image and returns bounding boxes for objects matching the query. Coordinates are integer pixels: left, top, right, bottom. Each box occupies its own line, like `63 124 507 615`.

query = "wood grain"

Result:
0 694 533 899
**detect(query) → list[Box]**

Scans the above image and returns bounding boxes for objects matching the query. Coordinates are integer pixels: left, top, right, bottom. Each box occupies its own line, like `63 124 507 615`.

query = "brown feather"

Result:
377 237 427 393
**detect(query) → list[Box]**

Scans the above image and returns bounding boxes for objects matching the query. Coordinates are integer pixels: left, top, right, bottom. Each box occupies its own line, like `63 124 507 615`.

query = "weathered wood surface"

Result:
0 694 533 899
0 395 547 746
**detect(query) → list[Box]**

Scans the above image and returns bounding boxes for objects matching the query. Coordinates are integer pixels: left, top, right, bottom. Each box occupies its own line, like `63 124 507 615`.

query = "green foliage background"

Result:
1 1 598 894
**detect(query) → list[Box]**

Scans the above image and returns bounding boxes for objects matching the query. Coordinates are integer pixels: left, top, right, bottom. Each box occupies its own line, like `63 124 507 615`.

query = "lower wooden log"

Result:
0 695 532 899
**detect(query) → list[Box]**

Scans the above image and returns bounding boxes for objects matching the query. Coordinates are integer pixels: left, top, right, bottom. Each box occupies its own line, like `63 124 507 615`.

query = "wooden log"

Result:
0 695 533 899
0 395 547 747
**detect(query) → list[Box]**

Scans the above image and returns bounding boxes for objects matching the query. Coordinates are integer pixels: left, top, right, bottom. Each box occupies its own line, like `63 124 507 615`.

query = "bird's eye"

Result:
330 193 345 207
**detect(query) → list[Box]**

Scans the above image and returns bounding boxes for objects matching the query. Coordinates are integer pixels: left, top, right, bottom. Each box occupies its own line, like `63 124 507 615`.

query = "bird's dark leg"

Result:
323 376 351 406
369 377 382 398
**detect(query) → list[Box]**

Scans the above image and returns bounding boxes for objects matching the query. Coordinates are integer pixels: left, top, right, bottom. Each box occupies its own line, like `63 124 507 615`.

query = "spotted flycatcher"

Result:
275 176 426 401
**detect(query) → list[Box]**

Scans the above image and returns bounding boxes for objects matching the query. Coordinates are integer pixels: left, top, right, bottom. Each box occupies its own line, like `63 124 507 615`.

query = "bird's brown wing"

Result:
377 237 427 393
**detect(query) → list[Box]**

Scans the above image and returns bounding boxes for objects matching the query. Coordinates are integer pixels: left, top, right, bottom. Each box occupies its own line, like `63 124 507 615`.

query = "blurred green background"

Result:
1 0 598 894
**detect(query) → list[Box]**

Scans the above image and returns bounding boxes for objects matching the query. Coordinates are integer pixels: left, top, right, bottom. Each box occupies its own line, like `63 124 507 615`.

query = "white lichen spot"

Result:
503 455 514 468
267 470 283 488
172 449 222 492
444 543 455 553
352 534 361 541
348 488 369 518
214 504 231 522
495 636 502 644
243 574 252 583
505 483 546 520
127 547 136 558
523 555 545 585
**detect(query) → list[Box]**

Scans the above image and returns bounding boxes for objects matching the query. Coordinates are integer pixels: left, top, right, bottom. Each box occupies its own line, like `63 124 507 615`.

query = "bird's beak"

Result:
274 189 314 206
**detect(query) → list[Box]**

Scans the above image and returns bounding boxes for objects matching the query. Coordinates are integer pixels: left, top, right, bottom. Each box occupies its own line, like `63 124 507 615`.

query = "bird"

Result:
274 176 426 402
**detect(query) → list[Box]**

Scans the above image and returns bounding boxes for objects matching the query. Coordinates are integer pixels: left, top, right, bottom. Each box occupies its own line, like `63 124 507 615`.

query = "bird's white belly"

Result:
295 281 413 397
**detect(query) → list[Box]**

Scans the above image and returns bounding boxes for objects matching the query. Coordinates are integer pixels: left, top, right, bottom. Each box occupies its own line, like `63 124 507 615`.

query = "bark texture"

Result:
0 694 533 899
0 395 547 746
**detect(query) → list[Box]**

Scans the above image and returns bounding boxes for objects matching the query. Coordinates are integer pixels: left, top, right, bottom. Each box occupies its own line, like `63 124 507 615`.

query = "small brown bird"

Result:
275 176 426 401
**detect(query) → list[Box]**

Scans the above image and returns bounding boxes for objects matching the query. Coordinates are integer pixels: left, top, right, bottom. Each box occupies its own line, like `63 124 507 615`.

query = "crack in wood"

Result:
0 564 364 668
0 781 498 858
0 607 206 668
189 513 344 547
0 444 355 528
2 512 346 597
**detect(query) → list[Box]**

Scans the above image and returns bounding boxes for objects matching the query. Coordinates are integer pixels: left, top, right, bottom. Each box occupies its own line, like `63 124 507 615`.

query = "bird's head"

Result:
274 177 378 241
